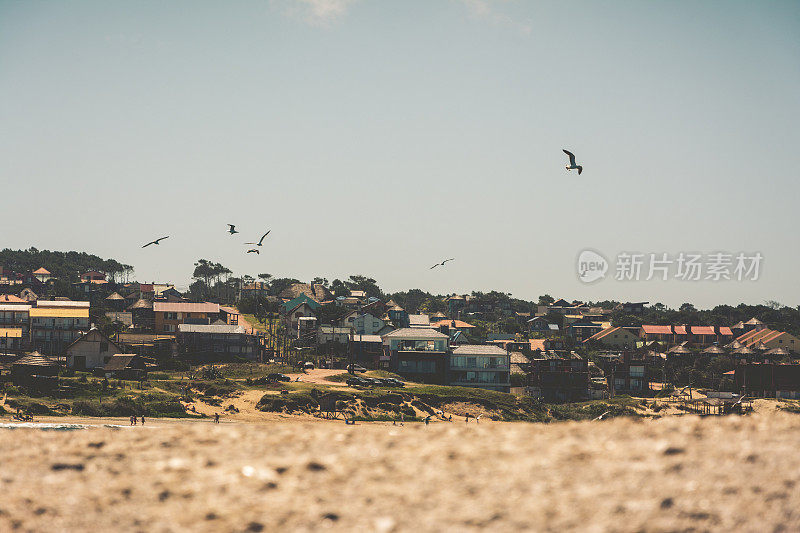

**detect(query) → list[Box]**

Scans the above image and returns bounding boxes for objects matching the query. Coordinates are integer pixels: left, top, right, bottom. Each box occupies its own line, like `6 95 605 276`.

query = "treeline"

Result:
0 248 133 283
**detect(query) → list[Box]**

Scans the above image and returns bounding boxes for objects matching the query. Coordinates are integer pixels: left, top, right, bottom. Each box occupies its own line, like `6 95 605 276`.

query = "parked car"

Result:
380 378 405 387
303 361 315 370
347 364 367 374
346 377 369 387
267 373 291 382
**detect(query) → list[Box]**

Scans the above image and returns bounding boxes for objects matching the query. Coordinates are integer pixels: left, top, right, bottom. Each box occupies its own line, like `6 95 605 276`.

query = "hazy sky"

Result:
2 1 798 308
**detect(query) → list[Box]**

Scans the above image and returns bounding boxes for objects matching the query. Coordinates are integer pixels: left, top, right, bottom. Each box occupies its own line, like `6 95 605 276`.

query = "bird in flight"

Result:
247 248 260 254
227 224 239 235
430 258 455 269
142 236 169 248
245 230 271 246
563 149 583 175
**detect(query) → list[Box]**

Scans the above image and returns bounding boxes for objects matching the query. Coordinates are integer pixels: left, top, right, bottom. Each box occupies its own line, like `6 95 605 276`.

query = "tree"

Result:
538 294 555 305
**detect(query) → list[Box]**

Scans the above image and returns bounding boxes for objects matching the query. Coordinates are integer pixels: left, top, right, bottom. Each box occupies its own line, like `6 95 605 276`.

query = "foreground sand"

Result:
0 413 798 532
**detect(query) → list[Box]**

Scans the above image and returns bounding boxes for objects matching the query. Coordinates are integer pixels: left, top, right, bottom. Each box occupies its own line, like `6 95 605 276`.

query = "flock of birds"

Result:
141 149 584 269
141 225 271 255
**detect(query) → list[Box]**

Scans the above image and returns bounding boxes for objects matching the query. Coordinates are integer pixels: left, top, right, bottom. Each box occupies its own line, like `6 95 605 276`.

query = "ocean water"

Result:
0 422 134 431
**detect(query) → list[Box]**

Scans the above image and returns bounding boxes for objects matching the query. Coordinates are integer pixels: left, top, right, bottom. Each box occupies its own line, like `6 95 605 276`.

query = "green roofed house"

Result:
280 294 322 331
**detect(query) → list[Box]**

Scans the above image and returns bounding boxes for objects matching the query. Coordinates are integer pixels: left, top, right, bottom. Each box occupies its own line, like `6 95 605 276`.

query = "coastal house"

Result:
584 327 639 349
103 354 148 381
29 300 90 356
448 344 510 392
348 334 384 369
32 267 52 284
280 294 321 330
66 328 124 370
11 353 59 391
734 328 800 353
351 313 390 335
382 328 450 384
408 314 431 328
526 354 590 402
127 298 155 329
153 301 220 333
528 316 559 337
177 323 257 361
0 303 31 352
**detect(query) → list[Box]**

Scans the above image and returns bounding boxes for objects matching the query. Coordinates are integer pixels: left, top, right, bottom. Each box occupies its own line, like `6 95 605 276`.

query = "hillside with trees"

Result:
0 248 133 282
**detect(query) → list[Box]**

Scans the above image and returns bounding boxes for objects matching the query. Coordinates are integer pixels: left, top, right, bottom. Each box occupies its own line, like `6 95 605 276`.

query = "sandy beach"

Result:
0 412 798 532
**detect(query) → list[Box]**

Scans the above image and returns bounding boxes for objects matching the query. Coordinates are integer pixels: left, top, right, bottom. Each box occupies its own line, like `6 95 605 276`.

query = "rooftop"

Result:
382 328 449 340
177 324 247 334
153 302 220 313
452 344 508 356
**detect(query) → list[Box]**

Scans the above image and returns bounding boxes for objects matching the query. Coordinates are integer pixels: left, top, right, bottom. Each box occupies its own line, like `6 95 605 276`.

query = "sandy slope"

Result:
0 413 799 532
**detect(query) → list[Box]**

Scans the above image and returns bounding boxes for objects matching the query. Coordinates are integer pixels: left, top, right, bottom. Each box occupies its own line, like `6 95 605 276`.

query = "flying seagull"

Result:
430 258 455 269
245 230 271 246
246 248 260 254
227 224 239 235
142 236 169 248
563 149 583 175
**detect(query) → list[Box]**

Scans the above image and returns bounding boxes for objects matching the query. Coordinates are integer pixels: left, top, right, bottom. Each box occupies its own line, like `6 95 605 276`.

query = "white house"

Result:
66 328 123 370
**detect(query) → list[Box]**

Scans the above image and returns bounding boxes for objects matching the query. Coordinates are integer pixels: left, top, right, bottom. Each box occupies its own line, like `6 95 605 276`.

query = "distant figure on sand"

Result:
214 413 220 424
141 416 145 425
465 414 470 423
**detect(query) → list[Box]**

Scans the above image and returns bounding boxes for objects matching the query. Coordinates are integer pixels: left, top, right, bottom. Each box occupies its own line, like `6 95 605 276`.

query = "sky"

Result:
1 0 799 308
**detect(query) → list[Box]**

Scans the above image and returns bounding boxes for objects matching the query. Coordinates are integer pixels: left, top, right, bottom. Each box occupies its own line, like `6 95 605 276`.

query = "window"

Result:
630 366 645 378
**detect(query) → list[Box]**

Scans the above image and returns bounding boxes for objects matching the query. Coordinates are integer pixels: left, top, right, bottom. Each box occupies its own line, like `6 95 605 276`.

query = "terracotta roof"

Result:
529 339 548 352
745 317 765 325
431 319 476 329
718 327 733 336
32 267 50 275
641 325 672 335
674 326 688 335
153 302 219 313
0 294 25 303
691 326 716 335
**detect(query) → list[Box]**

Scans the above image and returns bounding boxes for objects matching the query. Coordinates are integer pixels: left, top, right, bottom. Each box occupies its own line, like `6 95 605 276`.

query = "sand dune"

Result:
0 413 798 532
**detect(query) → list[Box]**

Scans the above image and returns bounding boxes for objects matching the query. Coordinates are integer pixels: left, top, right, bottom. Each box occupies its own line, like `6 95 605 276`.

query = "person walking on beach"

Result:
141 416 145 425
214 413 220 424
465 414 470 423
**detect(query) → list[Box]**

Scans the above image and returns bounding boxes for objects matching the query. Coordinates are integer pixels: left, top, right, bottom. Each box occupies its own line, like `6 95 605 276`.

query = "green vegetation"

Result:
0 247 132 283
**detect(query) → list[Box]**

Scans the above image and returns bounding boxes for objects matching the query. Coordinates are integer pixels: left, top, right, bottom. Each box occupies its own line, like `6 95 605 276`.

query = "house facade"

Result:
382 328 450 384
449 344 510 392
29 300 90 355
177 324 257 360
66 328 123 370
153 302 220 333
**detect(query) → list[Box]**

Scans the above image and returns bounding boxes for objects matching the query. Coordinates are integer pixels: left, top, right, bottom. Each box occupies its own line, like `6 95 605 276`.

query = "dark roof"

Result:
13 353 58 367
127 298 153 310
278 283 332 302
103 354 139 371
